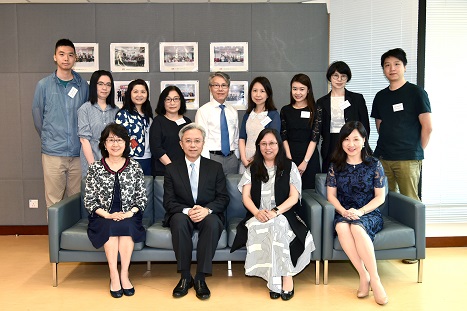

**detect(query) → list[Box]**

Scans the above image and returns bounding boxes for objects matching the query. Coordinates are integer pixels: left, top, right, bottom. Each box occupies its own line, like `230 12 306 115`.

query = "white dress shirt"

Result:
195 99 239 159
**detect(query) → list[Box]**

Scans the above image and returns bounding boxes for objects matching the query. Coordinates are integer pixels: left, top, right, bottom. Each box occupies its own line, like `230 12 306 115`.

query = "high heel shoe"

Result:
375 295 389 305
371 279 388 305
357 282 370 298
122 279 135 296
281 288 294 301
110 281 123 298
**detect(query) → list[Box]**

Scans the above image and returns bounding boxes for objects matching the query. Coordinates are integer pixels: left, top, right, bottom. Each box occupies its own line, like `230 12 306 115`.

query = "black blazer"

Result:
162 156 230 226
317 89 370 162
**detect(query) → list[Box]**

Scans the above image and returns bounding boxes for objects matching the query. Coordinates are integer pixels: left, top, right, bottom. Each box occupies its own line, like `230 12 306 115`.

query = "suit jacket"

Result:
317 89 370 161
163 156 230 226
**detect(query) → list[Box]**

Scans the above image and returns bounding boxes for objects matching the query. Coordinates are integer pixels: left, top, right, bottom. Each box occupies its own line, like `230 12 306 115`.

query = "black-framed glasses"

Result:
165 97 181 103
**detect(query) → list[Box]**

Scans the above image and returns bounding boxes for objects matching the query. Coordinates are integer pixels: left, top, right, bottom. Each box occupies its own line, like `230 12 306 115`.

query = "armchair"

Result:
308 174 425 285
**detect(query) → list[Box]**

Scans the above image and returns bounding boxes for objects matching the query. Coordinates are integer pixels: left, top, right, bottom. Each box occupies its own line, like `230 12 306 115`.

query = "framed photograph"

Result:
210 81 248 110
110 43 149 72
210 42 248 72
114 80 150 108
161 80 199 110
73 43 99 72
160 42 198 72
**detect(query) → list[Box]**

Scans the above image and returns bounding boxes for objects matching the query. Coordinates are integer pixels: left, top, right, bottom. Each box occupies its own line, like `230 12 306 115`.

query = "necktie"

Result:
190 163 198 202
219 104 230 156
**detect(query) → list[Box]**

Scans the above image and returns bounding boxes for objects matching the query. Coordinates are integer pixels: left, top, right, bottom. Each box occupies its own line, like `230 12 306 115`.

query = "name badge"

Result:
300 111 311 119
340 100 351 110
393 103 404 112
260 116 272 127
175 118 186 126
68 87 78 99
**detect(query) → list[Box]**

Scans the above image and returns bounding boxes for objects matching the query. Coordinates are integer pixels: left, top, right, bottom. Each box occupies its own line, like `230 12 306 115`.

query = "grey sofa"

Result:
48 174 322 286
308 174 425 285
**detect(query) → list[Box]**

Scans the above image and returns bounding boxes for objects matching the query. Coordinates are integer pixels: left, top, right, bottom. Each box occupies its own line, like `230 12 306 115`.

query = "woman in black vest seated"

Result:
231 128 315 301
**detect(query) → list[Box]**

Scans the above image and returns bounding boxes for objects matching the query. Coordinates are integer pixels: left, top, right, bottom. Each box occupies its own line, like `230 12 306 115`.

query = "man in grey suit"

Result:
163 123 230 300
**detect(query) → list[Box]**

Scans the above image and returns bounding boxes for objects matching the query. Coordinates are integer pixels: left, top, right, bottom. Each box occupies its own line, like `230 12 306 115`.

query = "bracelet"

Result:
304 158 310 163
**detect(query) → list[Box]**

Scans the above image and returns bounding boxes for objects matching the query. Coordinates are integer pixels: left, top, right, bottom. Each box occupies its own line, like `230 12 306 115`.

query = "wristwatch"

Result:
271 207 279 215
304 158 310 163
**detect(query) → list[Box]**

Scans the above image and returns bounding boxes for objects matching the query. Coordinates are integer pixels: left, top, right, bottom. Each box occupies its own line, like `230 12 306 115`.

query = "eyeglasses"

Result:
183 139 203 145
165 97 181 103
97 82 112 87
259 142 278 148
331 73 348 81
106 138 125 145
210 83 229 90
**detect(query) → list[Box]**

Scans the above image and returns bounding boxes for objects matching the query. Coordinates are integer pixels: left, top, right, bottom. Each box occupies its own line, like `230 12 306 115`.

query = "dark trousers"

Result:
169 213 223 274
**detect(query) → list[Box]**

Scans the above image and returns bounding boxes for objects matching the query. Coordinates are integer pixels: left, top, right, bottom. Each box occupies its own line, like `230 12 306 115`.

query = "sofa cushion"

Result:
60 219 148 252
333 216 415 251
145 220 228 249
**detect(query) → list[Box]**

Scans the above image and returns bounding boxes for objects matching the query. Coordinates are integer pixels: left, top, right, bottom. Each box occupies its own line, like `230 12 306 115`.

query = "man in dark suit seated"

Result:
163 123 230 300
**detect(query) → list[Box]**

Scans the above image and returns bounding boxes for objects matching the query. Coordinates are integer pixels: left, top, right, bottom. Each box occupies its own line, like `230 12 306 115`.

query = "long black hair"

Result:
88 70 116 108
329 121 373 172
249 128 287 183
246 76 277 114
120 79 153 119
289 73 316 126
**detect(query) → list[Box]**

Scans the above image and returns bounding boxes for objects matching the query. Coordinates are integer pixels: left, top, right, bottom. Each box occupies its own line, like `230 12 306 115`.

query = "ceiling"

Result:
0 0 327 3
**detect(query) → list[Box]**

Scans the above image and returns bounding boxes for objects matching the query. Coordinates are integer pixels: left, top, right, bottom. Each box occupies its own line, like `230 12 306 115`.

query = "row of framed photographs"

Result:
74 42 249 73
113 80 247 111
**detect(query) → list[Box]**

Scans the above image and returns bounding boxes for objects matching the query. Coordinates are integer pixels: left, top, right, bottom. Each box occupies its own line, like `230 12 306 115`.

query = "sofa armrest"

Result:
387 192 426 259
48 193 82 263
307 190 335 260
300 191 322 260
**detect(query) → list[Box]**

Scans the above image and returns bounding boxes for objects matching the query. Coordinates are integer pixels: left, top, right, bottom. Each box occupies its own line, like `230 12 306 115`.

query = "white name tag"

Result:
175 118 186 126
393 103 404 112
68 87 78 99
340 100 351 110
260 116 272 127
300 111 311 119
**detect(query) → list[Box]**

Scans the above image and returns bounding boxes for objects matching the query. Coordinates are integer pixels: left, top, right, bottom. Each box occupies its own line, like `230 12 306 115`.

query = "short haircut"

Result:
247 76 277 114
120 79 153 119
88 70 116 108
209 72 230 87
326 61 352 82
380 48 407 67
98 123 131 159
178 123 206 141
155 85 187 115
55 38 75 54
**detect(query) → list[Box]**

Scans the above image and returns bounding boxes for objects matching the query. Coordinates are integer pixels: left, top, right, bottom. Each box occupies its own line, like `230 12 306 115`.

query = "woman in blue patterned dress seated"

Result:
326 121 388 305
231 128 315 301
85 123 147 298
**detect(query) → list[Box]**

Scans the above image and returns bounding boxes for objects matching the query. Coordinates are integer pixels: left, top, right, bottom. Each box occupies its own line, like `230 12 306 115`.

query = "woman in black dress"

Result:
85 123 147 298
280 73 322 189
149 85 191 177
326 121 388 305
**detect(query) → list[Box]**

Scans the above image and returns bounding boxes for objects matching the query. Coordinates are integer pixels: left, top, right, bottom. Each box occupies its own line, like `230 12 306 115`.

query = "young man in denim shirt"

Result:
32 39 89 208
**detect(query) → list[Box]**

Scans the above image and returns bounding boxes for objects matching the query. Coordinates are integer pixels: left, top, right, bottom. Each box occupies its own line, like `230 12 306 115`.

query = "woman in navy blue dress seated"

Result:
85 123 147 298
326 121 388 305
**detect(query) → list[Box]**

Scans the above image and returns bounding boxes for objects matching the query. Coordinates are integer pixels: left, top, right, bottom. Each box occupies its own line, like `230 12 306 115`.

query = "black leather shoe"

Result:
269 291 281 299
194 280 211 300
123 287 135 296
281 288 294 301
172 277 194 298
110 281 123 298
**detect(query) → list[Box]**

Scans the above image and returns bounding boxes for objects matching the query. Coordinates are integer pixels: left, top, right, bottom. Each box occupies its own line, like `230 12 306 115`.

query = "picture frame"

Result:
210 42 248 72
114 80 150 108
210 80 248 110
161 80 200 110
73 43 99 72
110 43 149 72
159 42 198 72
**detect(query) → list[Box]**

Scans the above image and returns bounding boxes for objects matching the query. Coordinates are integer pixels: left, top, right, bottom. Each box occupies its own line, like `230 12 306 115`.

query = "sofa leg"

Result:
315 260 320 285
146 261 151 271
227 260 232 277
417 259 423 283
323 260 329 285
52 263 58 287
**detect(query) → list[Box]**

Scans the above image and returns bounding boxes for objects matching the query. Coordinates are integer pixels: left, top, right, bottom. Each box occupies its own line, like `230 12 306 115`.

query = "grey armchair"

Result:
308 174 425 285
